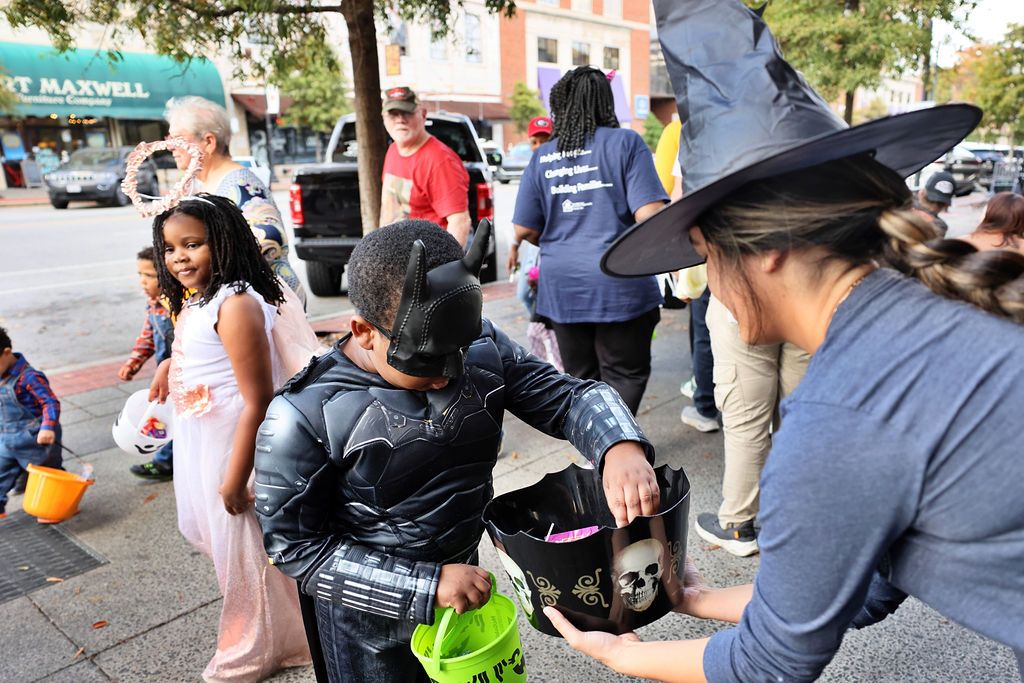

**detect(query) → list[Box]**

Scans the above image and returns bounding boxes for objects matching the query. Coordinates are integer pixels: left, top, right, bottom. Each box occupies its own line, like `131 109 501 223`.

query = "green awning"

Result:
0 41 225 119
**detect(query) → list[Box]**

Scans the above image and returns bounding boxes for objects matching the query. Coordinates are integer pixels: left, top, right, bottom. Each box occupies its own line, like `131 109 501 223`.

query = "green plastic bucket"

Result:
411 578 526 683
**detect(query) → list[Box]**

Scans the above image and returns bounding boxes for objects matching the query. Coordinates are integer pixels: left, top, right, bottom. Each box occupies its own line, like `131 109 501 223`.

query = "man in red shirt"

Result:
380 87 471 246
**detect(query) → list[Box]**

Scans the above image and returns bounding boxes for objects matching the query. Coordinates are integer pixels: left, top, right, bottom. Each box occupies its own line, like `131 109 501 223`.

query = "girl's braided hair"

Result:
697 154 1024 325
549 66 619 154
151 193 285 316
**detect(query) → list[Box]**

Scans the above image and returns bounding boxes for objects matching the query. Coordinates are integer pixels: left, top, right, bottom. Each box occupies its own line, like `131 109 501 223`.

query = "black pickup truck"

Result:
289 111 500 296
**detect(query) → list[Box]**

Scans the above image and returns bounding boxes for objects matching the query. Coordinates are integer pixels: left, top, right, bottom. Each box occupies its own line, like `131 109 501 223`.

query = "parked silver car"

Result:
43 147 158 209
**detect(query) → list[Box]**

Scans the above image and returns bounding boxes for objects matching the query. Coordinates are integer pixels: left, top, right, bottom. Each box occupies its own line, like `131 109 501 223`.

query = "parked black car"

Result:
289 111 500 296
43 147 158 209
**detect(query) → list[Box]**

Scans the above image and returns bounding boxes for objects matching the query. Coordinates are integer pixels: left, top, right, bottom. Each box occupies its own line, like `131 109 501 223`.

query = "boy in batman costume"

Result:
254 219 660 682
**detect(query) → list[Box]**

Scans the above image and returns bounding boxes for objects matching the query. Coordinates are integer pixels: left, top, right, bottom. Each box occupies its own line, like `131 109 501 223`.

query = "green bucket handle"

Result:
431 572 497 668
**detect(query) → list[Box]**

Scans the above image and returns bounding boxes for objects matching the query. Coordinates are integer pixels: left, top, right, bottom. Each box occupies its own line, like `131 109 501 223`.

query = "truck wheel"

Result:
307 261 343 297
479 249 498 284
50 197 68 209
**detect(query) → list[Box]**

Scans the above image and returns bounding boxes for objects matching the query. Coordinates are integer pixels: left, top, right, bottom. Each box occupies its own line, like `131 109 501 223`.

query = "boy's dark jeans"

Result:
314 598 430 683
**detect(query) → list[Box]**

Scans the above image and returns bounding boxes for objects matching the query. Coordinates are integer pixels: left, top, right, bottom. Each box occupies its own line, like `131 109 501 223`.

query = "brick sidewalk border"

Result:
48 281 516 398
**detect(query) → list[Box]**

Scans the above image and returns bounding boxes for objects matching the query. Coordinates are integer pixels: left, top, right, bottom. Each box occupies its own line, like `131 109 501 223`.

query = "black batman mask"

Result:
368 220 492 379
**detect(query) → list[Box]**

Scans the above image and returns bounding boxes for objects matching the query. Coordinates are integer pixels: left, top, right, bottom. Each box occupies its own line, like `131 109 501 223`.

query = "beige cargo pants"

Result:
706 295 812 526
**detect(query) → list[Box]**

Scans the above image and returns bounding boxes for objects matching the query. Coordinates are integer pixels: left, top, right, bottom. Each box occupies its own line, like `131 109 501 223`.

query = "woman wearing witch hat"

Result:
544 1 1024 680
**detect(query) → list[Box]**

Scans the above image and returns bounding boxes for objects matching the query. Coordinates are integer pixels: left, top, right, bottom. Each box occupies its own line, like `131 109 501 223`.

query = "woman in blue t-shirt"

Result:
512 67 668 414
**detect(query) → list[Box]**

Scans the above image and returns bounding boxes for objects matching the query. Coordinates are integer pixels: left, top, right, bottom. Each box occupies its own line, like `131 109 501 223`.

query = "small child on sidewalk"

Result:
119 247 175 480
254 219 659 681
0 326 62 518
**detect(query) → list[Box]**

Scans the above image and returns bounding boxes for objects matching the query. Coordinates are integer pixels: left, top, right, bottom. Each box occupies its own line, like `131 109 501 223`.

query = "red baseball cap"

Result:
527 116 553 139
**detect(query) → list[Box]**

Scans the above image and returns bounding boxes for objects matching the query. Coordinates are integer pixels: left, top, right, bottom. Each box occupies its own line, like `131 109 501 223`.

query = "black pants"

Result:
551 307 661 415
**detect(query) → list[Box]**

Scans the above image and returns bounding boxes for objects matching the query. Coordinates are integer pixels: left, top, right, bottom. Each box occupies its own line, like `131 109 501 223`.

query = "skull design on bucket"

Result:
496 546 534 617
613 539 665 611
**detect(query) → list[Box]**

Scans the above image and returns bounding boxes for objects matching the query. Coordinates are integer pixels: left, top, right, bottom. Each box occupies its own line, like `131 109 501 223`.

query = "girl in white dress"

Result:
148 194 311 682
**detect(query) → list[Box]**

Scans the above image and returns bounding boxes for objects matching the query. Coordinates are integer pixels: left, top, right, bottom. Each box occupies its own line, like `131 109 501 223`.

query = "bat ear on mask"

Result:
463 219 492 277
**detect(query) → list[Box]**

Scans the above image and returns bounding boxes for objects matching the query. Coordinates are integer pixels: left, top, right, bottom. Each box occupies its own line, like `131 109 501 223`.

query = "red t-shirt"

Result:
381 136 469 229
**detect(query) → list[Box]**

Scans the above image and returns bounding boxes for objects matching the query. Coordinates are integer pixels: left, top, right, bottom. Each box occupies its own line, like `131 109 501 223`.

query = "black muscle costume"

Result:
253 321 652 680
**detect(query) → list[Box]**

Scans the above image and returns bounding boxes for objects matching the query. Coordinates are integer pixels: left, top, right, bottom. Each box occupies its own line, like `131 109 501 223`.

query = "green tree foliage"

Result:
748 0 976 123
508 81 546 134
967 24 1024 141
2 0 517 233
0 71 18 114
642 115 665 153
273 33 351 137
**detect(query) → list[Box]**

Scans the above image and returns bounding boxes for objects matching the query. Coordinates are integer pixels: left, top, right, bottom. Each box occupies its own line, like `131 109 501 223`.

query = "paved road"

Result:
0 184 520 372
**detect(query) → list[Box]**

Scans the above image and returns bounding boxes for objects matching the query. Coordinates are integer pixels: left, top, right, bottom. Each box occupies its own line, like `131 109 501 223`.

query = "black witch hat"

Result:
601 0 981 277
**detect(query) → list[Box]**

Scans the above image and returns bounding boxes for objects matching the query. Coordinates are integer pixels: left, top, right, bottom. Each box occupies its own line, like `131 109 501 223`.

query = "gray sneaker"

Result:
680 377 695 399
694 513 759 557
680 405 719 433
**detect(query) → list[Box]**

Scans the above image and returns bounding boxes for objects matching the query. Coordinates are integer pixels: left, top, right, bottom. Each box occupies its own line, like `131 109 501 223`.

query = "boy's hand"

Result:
36 429 56 446
219 477 255 516
436 564 491 614
118 361 139 381
148 359 171 403
602 442 660 527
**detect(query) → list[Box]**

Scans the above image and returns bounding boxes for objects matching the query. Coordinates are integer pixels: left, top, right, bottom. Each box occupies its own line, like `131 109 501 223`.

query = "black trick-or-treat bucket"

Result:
483 463 690 637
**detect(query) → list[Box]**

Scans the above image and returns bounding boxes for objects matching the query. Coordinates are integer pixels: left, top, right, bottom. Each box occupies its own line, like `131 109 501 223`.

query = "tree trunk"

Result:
921 16 933 101
342 0 384 236
843 90 855 125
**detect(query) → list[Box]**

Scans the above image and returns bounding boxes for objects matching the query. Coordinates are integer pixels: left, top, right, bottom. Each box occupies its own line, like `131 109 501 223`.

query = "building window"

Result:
389 21 408 56
604 0 622 18
603 47 620 71
465 14 482 63
431 36 448 60
572 0 593 11
538 37 558 64
537 0 558 4
572 41 590 66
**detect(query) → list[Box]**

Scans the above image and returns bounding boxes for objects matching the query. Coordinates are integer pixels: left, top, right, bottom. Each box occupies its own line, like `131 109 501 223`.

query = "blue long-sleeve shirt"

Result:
704 269 1024 682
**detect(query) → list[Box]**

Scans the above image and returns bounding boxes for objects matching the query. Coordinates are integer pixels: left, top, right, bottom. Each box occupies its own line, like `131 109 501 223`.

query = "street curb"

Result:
0 197 51 208
48 281 516 398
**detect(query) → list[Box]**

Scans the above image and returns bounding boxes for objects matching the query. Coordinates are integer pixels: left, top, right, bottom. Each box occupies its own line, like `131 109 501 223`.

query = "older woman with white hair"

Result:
165 96 307 305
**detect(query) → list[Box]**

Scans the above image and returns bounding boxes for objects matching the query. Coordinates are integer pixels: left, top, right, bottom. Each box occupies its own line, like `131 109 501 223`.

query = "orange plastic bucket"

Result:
22 464 94 524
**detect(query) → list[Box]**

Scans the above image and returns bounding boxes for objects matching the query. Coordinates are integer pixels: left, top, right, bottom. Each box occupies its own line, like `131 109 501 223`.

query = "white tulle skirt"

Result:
174 391 310 682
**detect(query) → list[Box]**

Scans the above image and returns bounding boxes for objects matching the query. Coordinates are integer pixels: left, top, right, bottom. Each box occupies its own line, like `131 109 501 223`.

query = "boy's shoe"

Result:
679 377 696 399
13 470 28 494
694 513 759 557
129 461 173 480
681 406 720 433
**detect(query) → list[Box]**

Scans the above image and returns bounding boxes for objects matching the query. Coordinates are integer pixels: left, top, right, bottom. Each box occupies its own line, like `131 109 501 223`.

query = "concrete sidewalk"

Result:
1 293 1018 683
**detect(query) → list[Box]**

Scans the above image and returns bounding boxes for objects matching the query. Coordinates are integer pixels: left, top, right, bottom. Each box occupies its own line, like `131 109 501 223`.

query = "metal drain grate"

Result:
0 511 107 604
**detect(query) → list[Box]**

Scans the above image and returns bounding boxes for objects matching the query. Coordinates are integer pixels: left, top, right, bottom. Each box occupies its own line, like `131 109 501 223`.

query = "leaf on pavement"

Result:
142 493 158 504
91 620 109 629
46 577 64 582
72 647 85 660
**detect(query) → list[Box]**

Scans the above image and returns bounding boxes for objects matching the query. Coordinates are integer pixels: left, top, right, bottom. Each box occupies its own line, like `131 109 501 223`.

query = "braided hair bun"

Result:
879 208 1024 323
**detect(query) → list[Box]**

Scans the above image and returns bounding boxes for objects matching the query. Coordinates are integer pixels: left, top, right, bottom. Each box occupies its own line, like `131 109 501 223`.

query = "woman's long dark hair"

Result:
152 193 284 316
549 66 619 154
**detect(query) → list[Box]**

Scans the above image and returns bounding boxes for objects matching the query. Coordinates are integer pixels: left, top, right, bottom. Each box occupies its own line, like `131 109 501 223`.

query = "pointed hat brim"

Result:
601 103 982 277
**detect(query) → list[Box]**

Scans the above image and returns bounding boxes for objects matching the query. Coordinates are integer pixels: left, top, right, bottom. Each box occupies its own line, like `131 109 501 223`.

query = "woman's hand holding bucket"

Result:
436 564 492 614
543 606 642 666
601 442 661 527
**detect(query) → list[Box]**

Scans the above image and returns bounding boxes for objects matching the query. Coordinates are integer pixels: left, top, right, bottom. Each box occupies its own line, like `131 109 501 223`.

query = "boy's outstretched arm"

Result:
489 321 659 525
254 393 445 625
